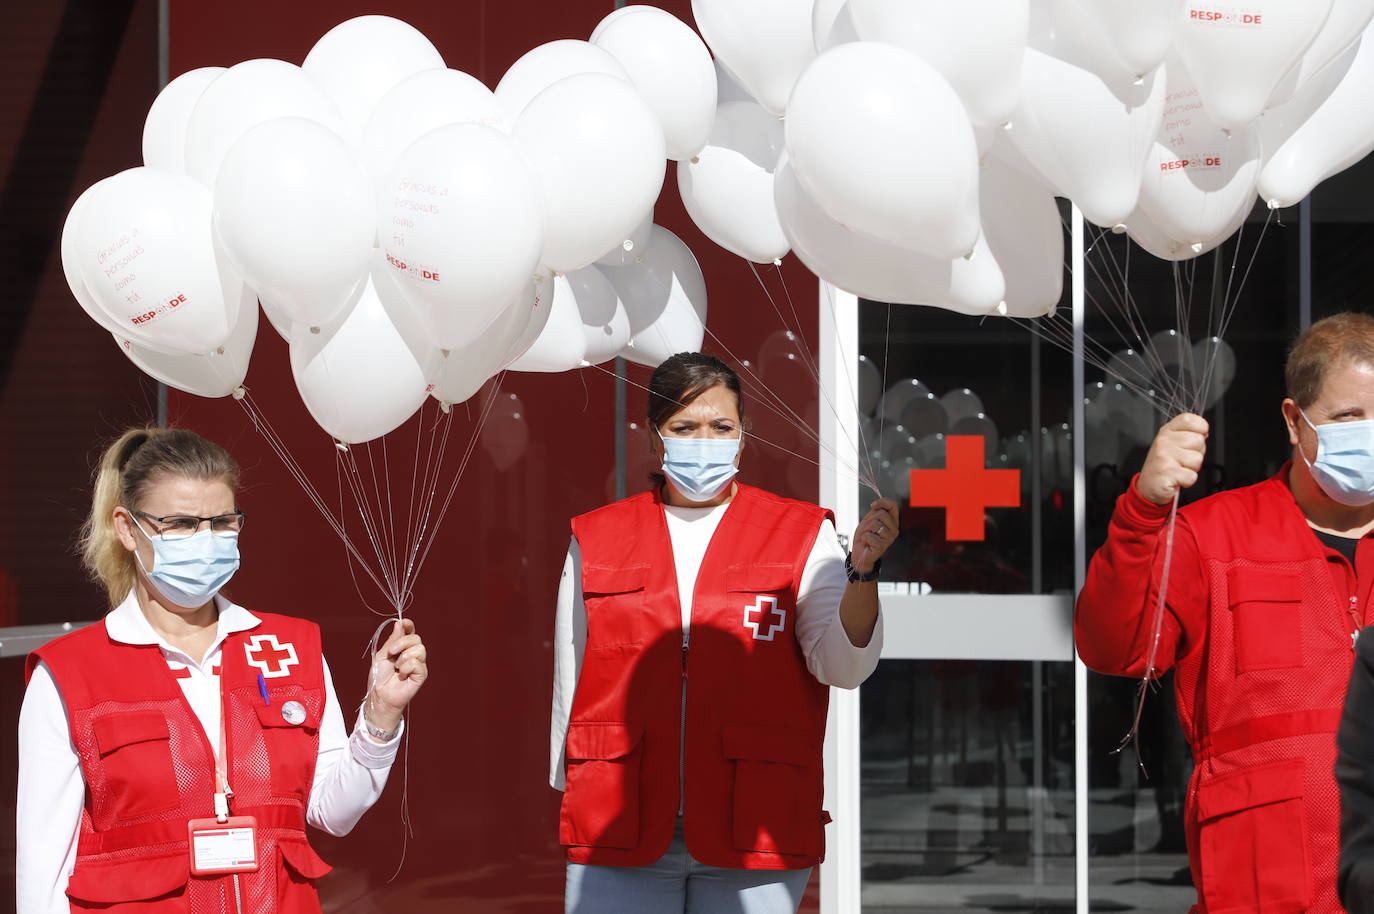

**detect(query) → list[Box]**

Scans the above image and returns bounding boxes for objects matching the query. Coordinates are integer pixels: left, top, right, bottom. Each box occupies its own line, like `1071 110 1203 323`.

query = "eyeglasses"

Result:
132 510 246 540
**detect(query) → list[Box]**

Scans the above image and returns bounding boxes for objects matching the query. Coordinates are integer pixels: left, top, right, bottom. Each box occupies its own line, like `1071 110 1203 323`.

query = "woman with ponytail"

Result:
16 427 429 914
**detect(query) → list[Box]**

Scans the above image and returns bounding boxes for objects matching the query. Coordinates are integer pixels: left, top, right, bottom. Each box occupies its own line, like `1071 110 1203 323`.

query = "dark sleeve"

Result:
1338 628 1374 910
1074 480 1209 677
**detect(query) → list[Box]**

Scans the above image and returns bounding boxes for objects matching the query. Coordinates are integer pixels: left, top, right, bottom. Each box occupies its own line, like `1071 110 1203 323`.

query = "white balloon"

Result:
62 185 129 340
1009 49 1167 228
602 225 708 368
848 0 1029 128
592 6 717 160
508 271 592 373
290 278 428 444
379 123 545 349
142 68 225 174
786 42 980 258
512 73 666 272
495 40 629 120
774 155 1003 314
1123 202 1248 261
359 69 503 188
813 0 861 52
1257 41 1356 165
76 168 238 354
431 274 554 405
214 117 374 329
1050 0 1182 83
595 210 655 267
1172 0 1333 130
578 268 633 364
1137 57 1261 247
713 58 756 106
1281 0 1374 105
183 59 348 189
692 0 815 115
121 282 258 398
258 297 292 342
302 15 445 139
678 99 788 263
980 157 1063 318
1259 27 1374 208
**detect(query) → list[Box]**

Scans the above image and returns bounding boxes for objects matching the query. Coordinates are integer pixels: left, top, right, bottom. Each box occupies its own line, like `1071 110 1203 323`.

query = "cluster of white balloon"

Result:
689 0 1374 317
61 11 719 444
62 3 1374 449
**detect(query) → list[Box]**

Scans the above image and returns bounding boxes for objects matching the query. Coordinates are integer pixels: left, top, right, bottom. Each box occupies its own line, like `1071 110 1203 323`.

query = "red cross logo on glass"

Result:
743 595 786 642
245 634 299 679
908 435 1021 541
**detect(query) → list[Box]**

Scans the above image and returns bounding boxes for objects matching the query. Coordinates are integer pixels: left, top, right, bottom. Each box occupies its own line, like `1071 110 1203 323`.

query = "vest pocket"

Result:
560 721 643 849
253 687 323 799
65 852 189 904
91 711 180 819
1227 568 1303 673
582 564 650 650
1195 759 1312 913
723 723 822 857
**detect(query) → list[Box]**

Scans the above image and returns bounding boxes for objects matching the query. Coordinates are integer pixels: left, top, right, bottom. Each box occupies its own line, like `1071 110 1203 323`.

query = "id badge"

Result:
188 816 258 875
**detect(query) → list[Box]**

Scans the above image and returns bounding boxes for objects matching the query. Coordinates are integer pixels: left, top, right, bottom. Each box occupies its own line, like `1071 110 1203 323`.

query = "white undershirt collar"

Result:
105 590 261 667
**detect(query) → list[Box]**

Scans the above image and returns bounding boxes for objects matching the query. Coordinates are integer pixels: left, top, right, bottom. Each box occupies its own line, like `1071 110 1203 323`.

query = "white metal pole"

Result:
818 281 862 914
1072 206 1090 914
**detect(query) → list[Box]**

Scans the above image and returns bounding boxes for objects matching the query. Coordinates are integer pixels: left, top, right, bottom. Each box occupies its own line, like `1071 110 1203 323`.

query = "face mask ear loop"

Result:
1298 408 1321 471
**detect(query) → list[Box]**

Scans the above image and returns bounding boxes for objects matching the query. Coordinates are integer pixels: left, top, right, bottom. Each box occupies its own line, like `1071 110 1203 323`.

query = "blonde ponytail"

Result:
79 427 240 606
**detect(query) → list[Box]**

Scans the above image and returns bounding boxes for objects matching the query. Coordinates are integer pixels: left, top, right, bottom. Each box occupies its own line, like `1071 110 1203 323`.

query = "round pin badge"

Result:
281 700 307 726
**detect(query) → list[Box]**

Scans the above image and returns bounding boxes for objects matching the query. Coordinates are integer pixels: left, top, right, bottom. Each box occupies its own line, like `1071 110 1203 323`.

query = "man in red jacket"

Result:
1077 312 1374 913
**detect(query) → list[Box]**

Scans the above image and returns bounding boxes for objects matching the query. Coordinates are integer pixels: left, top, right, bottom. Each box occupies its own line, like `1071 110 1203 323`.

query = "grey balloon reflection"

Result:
898 392 949 438
950 412 999 456
878 377 932 423
938 387 984 426
481 391 529 471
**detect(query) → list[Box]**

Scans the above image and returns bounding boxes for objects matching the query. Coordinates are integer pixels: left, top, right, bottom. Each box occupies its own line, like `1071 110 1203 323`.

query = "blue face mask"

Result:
660 432 742 503
132 521 241 608
1301 410 1374 507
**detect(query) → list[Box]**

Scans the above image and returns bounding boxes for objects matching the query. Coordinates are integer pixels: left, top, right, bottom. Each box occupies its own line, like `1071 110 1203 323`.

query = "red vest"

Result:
28 612 333 913
1175 473 1366 913
563 484 833 870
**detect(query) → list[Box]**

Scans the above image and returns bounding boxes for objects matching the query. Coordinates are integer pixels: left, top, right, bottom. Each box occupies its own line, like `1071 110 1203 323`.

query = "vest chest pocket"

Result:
726 565 796 645
1227 567 1303 673
91 711 179 820
252 687 322 800
1195 759 1312 913
582 564 650 650
560 721 643 850
723 723 822 858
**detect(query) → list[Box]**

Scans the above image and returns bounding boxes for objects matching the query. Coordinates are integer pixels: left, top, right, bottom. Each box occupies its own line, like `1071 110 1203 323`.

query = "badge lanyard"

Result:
187 652 257 909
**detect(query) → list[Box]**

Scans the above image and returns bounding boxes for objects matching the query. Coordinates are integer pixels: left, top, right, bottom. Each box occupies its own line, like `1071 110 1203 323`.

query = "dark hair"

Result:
1286 312 1374 407
646 352 745 486
80 427 240 604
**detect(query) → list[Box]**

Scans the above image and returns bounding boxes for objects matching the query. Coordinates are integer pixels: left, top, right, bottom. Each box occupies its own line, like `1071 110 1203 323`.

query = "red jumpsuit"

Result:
1077 466 1369 913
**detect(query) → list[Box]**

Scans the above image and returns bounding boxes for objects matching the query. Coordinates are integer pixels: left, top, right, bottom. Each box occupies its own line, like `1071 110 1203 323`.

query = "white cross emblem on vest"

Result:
743 595 786 642
245 634 299 679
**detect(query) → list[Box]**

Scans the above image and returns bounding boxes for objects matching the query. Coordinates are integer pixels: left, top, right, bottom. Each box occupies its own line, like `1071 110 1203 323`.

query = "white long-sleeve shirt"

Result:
16 593 401 914
549 506 882 789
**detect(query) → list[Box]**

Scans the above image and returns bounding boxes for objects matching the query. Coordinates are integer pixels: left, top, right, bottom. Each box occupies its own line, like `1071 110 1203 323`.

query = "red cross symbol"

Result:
908 435 1021 541
744 595 786 642
245 634 299 679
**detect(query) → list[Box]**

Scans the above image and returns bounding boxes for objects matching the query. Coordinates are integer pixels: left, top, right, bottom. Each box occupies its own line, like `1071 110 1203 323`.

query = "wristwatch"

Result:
365 719 400 742
845 551 881 583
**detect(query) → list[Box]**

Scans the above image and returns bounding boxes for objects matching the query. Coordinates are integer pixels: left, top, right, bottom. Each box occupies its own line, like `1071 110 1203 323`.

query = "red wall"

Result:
1 3 822 911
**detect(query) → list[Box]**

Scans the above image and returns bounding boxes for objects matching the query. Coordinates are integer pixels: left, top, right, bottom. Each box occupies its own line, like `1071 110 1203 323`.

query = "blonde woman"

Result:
16 428 428 914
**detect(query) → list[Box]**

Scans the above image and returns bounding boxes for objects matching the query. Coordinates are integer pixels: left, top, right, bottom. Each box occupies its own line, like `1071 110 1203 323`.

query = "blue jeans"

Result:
564 825 811 914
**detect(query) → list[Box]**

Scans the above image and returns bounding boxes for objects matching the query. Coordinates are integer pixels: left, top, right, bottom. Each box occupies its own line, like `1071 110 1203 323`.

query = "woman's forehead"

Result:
669 387 738 419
